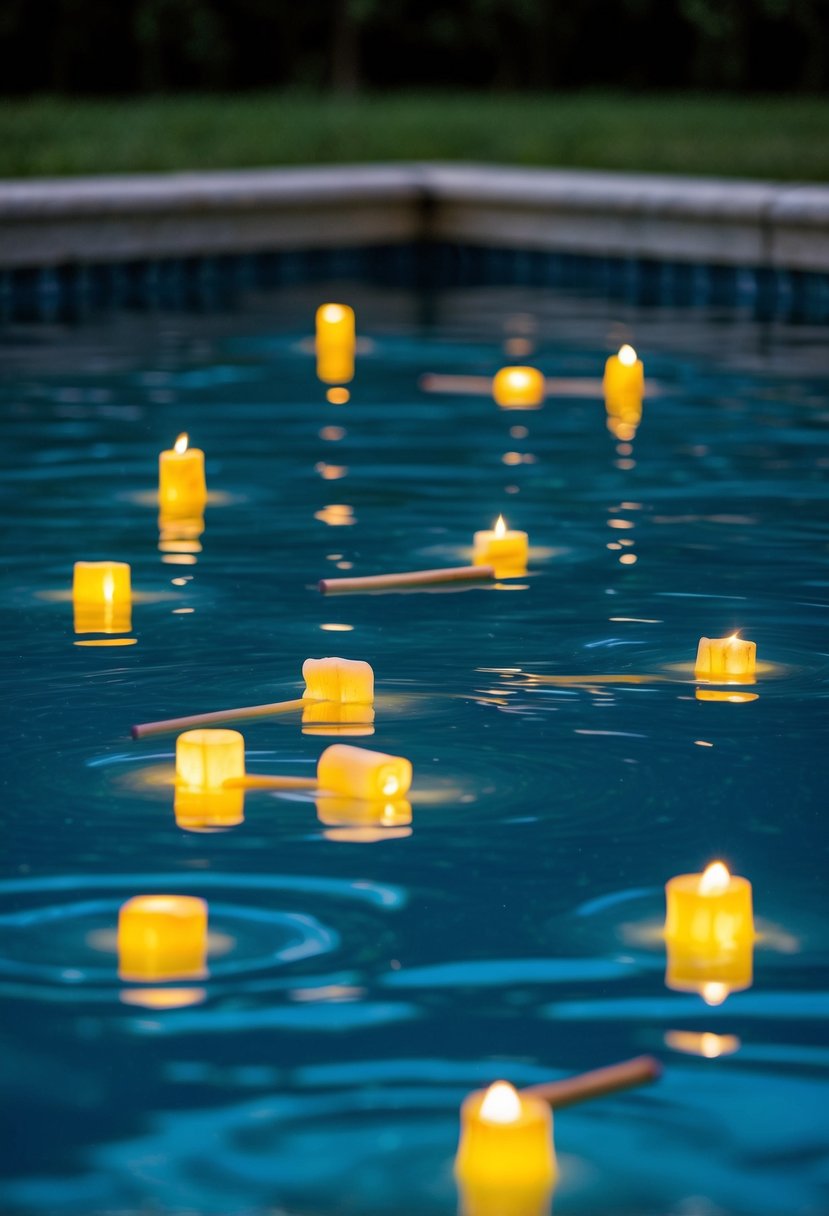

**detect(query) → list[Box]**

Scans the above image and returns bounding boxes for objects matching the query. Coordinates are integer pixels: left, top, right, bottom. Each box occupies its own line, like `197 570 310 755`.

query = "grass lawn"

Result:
1 91 828 181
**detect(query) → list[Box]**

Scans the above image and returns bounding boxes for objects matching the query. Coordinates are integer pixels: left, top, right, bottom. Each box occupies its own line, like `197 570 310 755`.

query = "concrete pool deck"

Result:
1 163 828 273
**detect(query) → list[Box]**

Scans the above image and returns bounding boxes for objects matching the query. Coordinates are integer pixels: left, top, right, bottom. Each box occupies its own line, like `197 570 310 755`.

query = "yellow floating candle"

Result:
492 366 545 409
317 743 412 801
159 433 207 514
73 560 132 634
303 656 374 704
118 894 207 981
455 1081 556 1212
603 344 644 411
316 303 355 385
664 861 754 1003
473 515 528 577
695 634 757 683
176 728 246 790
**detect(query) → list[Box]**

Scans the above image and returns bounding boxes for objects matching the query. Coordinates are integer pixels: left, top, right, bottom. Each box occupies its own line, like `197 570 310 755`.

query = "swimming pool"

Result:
1 265 827 1215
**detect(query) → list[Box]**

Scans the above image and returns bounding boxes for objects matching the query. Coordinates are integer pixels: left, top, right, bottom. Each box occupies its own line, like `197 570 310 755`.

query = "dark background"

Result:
1 0 828 96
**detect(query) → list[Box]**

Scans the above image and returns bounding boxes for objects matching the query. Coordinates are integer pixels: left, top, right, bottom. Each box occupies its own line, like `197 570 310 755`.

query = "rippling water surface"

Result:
1 276 828 1216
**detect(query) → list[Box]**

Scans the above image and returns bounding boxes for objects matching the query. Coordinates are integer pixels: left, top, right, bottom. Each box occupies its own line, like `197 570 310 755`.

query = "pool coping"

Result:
1 162 828 272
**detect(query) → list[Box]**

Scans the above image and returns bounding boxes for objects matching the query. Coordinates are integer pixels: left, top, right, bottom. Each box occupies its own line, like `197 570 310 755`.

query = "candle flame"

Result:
480 1080 522 1124
699 861 730 895
382 775 400 797
174 433 189 455
618 344 637 366
321 304 346 323
727 632 741 644
494 515 507 538
701 981 729 1007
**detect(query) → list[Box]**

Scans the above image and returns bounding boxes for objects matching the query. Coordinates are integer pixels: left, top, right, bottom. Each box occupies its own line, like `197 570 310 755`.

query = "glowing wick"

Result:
494 514 507 538
699 861 731 896
480 1080 522 1125
702 981 729 1007
618 344 637 367
174 433 189 455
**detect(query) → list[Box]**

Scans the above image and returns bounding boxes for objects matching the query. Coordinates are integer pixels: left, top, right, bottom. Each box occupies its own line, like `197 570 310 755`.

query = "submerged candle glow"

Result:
159 433 207 514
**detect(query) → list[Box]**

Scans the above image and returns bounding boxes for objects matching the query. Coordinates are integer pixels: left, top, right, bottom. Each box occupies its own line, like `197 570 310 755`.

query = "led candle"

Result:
664 861 754 1003
603 344 644 412
317 743 412 801
695 634 757 683
492 366 545 409
302 656 374 704
73 560 132 634
455 1081 556 1214
473 516 529 577
316 303 355 385
118 894 207 981
159 433 207 514
176 728 246 790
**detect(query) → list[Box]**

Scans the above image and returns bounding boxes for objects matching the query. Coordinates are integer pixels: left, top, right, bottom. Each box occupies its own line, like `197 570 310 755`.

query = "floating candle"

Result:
302 656 374 704
316 303 355 385
473 516 528 577
492 366 545 409
603 344 644 411
159 433 207 514
695 634 757 683
317 743 412 801
176 728 246 790
455 1081 556 1206
73 560 132 634
664 861 754 1002
118 894 207 981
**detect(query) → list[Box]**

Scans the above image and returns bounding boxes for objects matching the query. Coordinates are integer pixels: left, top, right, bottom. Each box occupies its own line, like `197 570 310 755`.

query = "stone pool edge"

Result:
1 162 828 273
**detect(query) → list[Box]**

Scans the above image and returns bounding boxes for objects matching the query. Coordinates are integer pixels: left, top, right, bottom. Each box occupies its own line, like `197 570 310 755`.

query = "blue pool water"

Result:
1 270 828 1215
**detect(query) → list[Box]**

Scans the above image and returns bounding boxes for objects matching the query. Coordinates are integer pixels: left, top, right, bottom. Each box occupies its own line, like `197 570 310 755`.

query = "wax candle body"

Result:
316 303 355 385
455 1083 556 1200
176 729 245 790
302 656 374 704
118 894 207 981
159 434 207 513
473 516 528 576
73 560 132 633
603 345 644 411
695 635 757 683
664 862 754 1001
317 743 412 801
492 366 545 409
